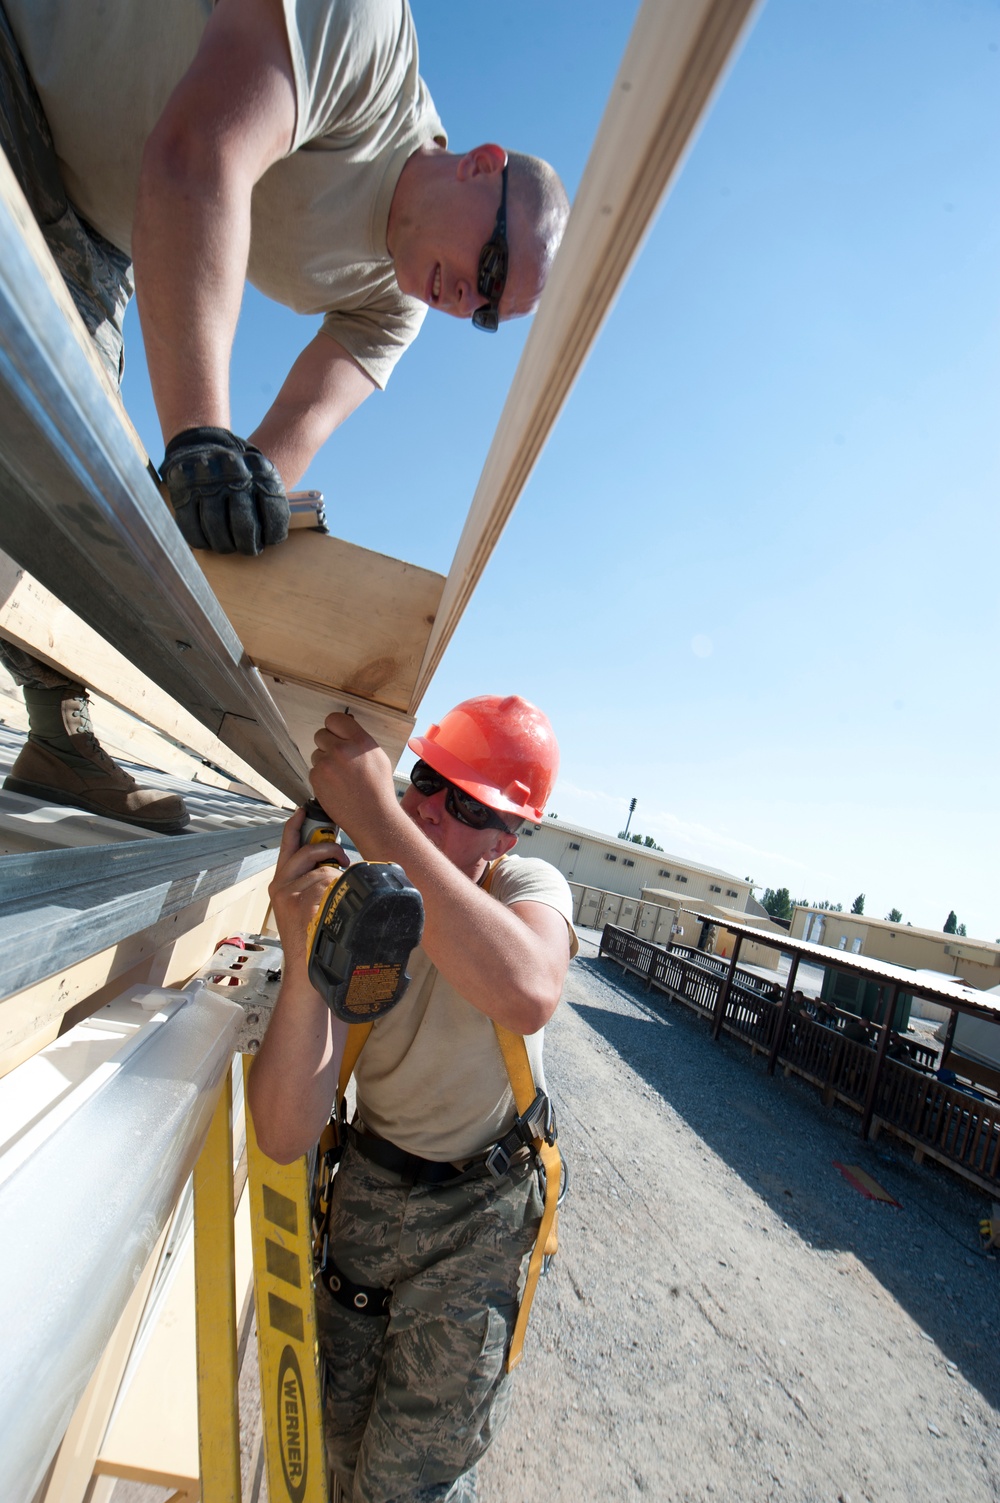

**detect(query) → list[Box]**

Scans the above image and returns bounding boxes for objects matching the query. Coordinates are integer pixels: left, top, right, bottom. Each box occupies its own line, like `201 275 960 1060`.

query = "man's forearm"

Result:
248 964 346 1163
249 334 377 487
133 155 250 440
356 810 567 1032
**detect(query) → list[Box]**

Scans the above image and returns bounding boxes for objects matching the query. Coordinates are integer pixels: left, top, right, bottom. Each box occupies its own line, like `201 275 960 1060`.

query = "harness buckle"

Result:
484 1090 557 1180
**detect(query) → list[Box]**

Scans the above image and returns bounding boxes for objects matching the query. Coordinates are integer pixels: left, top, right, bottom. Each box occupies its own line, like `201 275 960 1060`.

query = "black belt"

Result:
348 1125 473 1185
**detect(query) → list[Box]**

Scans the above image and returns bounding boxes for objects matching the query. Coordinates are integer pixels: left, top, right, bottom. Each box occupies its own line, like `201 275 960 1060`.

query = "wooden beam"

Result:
41 1226 170 1503
712 932 743 1039
199 532 443 717
767 955 801 1076
262 672 416 771
0 583 289 803
861 984 898 1140
410 0 759 707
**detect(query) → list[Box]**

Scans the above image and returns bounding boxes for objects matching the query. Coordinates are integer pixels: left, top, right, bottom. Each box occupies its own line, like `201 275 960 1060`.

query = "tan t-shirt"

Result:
354 855 579 1162
6 0 445 387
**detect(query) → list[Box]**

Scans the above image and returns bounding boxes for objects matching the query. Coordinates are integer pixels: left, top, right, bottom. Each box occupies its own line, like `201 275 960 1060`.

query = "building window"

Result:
623 858 635 867
709 884 721 893
569 842 580 850
605 853 617 862
659 870 671 878
677 875 688 883
851 938 862 955
838 936 848 950
522 829 532 836
726 889 738 898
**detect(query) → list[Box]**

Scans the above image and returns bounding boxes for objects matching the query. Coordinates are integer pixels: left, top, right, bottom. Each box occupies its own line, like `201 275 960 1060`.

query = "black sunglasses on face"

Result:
409 760 513 832
471 163 508 333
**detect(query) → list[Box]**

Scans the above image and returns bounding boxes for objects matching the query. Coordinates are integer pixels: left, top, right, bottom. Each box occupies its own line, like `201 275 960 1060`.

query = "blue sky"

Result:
122 0 1000 941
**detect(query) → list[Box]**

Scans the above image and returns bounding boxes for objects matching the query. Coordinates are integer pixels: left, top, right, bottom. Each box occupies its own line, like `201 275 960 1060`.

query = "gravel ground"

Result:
479 932 1000 1503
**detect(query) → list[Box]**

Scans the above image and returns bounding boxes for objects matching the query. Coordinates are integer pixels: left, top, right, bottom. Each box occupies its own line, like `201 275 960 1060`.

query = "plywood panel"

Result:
199 531 444 714
262 673 415 771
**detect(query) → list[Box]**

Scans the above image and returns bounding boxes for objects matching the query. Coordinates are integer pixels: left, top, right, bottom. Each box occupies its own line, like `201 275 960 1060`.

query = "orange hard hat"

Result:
408 695 559 822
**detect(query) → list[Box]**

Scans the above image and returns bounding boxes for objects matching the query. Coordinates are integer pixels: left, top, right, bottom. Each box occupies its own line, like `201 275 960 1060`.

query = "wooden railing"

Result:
875 1062 1000 1182
778 1013 874 1104
598 924 999 1193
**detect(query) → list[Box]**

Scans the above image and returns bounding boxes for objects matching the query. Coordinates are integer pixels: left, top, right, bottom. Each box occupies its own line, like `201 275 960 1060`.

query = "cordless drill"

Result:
300 798 424 1023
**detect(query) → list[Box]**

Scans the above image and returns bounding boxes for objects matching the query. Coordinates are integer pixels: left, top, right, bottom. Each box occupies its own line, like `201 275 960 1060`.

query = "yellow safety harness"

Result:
312 857 563 1372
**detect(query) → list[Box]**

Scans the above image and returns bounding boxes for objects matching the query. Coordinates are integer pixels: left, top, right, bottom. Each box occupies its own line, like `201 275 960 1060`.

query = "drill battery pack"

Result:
307 861 424 1023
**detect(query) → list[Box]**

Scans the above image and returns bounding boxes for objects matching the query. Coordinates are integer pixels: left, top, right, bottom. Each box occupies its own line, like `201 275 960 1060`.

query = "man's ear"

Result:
456 142 507 181
486 828 518 861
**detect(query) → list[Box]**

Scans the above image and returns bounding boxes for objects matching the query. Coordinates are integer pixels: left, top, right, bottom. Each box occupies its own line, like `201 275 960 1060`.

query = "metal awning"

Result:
682 911 1000 1021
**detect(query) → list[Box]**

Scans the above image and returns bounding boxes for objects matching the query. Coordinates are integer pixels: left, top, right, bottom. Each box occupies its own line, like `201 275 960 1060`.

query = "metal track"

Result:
0 156 309 801
0 828 282 1001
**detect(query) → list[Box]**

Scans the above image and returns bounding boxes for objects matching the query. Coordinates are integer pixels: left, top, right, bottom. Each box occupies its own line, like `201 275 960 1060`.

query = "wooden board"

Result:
410 0 759 706
199 530 444 715
0 553 289 805
41 1227 170 1503
95 1183 255 1494
261 672 416 771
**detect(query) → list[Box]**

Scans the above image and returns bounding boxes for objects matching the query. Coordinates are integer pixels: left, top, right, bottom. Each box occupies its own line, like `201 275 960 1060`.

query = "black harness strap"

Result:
321 1255 391 1318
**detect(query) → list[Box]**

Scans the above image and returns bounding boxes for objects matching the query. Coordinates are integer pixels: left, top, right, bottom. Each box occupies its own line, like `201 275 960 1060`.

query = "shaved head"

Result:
505 151 570 314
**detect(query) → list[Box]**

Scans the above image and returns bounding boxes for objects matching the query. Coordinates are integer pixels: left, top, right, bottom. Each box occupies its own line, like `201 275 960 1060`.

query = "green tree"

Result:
762 886 794 921
886 908 903 923
813 899 843 912
547 811 558 818
943 910 958 934
617 829 662 851
851 893 865 915
957 923 967 937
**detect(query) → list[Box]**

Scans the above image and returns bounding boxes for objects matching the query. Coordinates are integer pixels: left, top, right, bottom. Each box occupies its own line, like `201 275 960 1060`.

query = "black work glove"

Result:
160 426 289 556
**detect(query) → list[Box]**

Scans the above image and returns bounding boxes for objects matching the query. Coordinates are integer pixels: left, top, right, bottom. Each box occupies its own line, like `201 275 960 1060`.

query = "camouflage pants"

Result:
317 1139 544 1503
0 3 133 691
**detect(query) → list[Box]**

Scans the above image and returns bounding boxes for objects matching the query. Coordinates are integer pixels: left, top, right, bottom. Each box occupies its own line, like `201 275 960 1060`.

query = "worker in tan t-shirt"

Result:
0 0 569 831
251 694 578 1502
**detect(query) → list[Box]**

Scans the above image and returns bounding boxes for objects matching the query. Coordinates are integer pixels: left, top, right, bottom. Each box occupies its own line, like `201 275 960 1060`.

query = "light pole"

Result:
623 796 637 839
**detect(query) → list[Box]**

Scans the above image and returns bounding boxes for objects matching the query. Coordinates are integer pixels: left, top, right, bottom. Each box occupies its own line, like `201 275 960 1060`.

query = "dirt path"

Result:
479 935 999 1503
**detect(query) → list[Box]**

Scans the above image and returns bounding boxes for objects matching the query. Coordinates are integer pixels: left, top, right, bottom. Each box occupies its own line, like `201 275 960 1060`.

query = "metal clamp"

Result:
484 1090 556 1180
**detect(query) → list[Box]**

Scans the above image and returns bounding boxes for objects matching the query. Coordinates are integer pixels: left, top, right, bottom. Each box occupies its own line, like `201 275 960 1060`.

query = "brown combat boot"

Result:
4 686 190 834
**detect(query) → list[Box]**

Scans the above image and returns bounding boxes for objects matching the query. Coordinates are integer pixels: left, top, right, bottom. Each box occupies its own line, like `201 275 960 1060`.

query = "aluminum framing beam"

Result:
0 154 309 801
0 827 281 1002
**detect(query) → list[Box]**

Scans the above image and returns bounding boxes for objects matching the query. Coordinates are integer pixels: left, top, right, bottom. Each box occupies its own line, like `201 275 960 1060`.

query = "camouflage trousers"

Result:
316 1138 544 1503
0 2 133 692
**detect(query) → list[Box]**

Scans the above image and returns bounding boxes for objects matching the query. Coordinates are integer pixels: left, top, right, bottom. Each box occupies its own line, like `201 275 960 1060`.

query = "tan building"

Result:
790 906 1000 991
393 778 753 910
562 881 787 970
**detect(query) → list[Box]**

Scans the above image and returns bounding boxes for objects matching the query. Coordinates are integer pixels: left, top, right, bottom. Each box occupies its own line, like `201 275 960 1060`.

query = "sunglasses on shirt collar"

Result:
471 163 508 333
409 760 516 833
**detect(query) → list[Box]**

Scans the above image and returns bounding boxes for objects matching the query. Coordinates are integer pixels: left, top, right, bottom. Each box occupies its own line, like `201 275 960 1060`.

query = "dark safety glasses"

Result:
471 164 508 333
409 760 513 832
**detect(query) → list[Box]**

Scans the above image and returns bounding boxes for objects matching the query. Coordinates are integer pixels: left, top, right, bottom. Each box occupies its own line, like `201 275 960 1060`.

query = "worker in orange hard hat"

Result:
250 694 577 1502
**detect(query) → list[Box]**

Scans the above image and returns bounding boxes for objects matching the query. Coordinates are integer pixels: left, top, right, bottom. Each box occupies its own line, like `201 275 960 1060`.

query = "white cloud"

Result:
554 780 817 875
